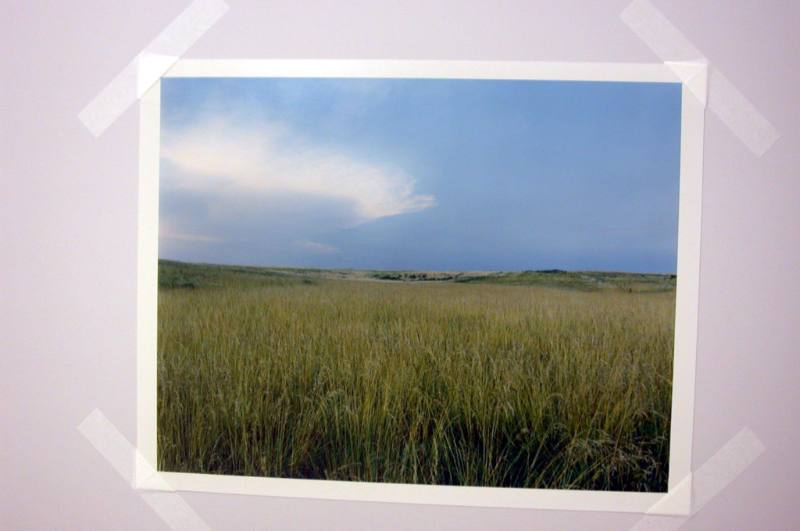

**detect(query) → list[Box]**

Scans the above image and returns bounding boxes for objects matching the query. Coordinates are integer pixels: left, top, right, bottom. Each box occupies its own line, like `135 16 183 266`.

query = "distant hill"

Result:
158 259 676 293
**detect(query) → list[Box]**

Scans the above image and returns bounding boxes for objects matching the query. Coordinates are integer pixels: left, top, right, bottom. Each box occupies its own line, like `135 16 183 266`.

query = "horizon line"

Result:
158 257 677 276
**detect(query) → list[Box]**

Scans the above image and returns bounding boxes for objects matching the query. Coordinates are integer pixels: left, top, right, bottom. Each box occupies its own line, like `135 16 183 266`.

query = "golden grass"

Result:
158 273 674 491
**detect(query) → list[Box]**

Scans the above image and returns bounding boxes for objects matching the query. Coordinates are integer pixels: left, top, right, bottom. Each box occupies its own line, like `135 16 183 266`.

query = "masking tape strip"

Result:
78 409 213 531
78 0 229 137
621 0 780 157
630 427 766 530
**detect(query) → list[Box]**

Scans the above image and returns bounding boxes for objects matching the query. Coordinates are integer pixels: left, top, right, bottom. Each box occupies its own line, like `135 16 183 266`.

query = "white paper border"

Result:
137 59 705 514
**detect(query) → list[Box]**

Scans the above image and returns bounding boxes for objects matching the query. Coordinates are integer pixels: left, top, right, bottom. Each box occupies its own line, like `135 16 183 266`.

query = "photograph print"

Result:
156 74 681 492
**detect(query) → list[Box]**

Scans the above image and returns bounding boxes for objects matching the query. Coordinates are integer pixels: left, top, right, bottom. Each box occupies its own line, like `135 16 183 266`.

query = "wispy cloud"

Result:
293 239 339 254
161 118 435 223
160 227 222 243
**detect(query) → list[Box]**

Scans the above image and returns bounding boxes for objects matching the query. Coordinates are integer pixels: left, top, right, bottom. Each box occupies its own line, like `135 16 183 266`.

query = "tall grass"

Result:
158 268 674 491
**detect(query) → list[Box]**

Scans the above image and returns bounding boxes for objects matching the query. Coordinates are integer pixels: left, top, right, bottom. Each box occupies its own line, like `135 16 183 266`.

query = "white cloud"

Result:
159 219 223 243
293 239 339 254
161 118 435 223
160 230 222 243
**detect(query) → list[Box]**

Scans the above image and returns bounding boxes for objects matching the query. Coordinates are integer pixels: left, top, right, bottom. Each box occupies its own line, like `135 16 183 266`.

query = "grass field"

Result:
157 259 675 491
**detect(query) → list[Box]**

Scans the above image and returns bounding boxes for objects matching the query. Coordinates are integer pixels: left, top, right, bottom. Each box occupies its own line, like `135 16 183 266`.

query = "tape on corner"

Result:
630 427 765 531
78 409 213 531
665 61 708 108
621 0 780 157
79 0 229 138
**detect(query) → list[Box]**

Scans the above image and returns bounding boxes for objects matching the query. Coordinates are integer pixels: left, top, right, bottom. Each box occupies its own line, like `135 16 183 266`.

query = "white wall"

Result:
2 1 798 529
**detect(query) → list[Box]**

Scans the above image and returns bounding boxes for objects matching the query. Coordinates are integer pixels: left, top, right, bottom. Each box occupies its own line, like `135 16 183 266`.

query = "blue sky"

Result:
159 77 681 273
